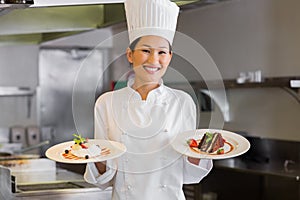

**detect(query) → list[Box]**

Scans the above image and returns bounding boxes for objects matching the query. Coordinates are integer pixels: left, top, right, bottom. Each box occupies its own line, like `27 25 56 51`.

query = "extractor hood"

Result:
0 0 227 45
31 0 124 7
0 0 34 7
0 0 34 16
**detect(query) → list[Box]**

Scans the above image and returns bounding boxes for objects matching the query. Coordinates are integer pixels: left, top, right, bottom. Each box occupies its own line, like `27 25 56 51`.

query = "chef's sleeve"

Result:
84 159 117 189
84 96 115 188
183 157 213 184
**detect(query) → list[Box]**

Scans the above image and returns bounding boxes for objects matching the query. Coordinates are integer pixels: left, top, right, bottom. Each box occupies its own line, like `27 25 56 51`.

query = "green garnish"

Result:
217 148 224 154
73 133 86 144
205 132 213 143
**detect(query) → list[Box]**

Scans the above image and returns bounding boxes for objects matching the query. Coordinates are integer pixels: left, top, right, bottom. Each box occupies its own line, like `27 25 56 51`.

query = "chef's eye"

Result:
159 50 167 55
141 49 151 53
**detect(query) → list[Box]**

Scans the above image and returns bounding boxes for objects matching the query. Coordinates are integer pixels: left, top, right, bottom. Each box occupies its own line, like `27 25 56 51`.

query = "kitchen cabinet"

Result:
197 167 299 200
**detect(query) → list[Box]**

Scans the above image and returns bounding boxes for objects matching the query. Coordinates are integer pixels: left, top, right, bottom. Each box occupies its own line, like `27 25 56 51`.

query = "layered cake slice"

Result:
198 132 225 153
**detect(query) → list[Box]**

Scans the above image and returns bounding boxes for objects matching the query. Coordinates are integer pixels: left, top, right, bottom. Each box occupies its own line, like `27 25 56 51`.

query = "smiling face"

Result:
126 35 172 89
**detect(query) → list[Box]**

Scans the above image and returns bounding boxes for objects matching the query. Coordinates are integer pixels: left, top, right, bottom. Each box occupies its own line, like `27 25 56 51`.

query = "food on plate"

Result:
198 132 225 153
187 132 226 155
63 134 109 160
186 138 198 148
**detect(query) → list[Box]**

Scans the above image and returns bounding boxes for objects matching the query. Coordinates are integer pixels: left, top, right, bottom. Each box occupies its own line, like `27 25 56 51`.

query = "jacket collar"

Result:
126 78 166 101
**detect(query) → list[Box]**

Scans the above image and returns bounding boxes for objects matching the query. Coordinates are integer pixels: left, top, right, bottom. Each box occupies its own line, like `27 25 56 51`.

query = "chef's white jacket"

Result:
84 79 212 200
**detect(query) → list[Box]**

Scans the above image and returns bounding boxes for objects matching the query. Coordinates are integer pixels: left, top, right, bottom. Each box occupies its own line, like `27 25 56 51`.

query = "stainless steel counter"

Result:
0 159 112 200
13 168 112 199
214 158 300 180
214 136 300 181
14 185 112 200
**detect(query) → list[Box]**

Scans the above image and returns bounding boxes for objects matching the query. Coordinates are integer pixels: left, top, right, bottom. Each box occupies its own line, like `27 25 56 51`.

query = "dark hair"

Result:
129 37 172 53
129 37 141 51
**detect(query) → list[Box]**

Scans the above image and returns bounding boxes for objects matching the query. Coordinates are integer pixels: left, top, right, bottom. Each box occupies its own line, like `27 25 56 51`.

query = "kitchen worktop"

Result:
0 159 112 200
12 167 112 199
13 167 87 184
199 158 299 200
0 158 87 184
214 158 300 180
214 136 300 180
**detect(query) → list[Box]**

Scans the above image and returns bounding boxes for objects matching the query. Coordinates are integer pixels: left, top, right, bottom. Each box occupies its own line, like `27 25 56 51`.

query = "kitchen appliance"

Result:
0 159 112 199
10 126 26 147
26 126 40 146
26 126 40 154
38 48 109 155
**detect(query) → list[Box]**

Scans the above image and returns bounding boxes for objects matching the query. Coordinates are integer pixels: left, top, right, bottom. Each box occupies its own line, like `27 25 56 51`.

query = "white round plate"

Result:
46 139 126 164
172 129 250 160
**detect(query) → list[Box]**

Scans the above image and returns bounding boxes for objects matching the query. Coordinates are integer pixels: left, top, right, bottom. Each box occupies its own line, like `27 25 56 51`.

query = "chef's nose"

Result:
148 51 159 64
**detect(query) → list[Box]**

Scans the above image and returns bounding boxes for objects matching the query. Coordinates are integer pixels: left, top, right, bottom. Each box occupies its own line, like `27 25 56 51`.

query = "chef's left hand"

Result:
188 157 200 165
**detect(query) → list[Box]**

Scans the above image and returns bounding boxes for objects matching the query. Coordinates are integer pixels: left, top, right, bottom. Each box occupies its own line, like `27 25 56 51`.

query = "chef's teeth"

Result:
144 66 159 72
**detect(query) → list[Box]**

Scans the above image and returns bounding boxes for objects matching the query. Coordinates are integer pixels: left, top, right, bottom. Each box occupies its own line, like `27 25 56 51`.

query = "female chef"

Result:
84 0 213 199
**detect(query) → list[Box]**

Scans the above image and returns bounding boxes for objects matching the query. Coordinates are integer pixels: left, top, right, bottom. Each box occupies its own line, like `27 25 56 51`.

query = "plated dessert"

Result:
172 129 250 160
46 136 126 164
63 134 110 160
187 132 233 155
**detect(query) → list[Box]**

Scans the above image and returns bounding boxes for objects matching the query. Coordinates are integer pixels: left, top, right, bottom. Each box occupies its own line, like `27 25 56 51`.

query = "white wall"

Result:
177 0 300 79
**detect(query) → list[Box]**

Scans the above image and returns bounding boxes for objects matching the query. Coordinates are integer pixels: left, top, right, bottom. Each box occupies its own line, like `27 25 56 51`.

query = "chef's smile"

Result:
143 65 162 74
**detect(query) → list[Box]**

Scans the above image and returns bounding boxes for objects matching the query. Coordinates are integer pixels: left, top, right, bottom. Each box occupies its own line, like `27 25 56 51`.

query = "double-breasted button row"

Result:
125 184 168 190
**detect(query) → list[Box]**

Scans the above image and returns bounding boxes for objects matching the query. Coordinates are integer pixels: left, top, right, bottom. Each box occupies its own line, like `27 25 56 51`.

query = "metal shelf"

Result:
190 76 300 89
0 87 34 97
0 87 35 118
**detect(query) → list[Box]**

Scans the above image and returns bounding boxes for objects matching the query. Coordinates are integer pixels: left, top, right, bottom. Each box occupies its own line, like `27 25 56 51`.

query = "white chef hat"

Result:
124 0 180 45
